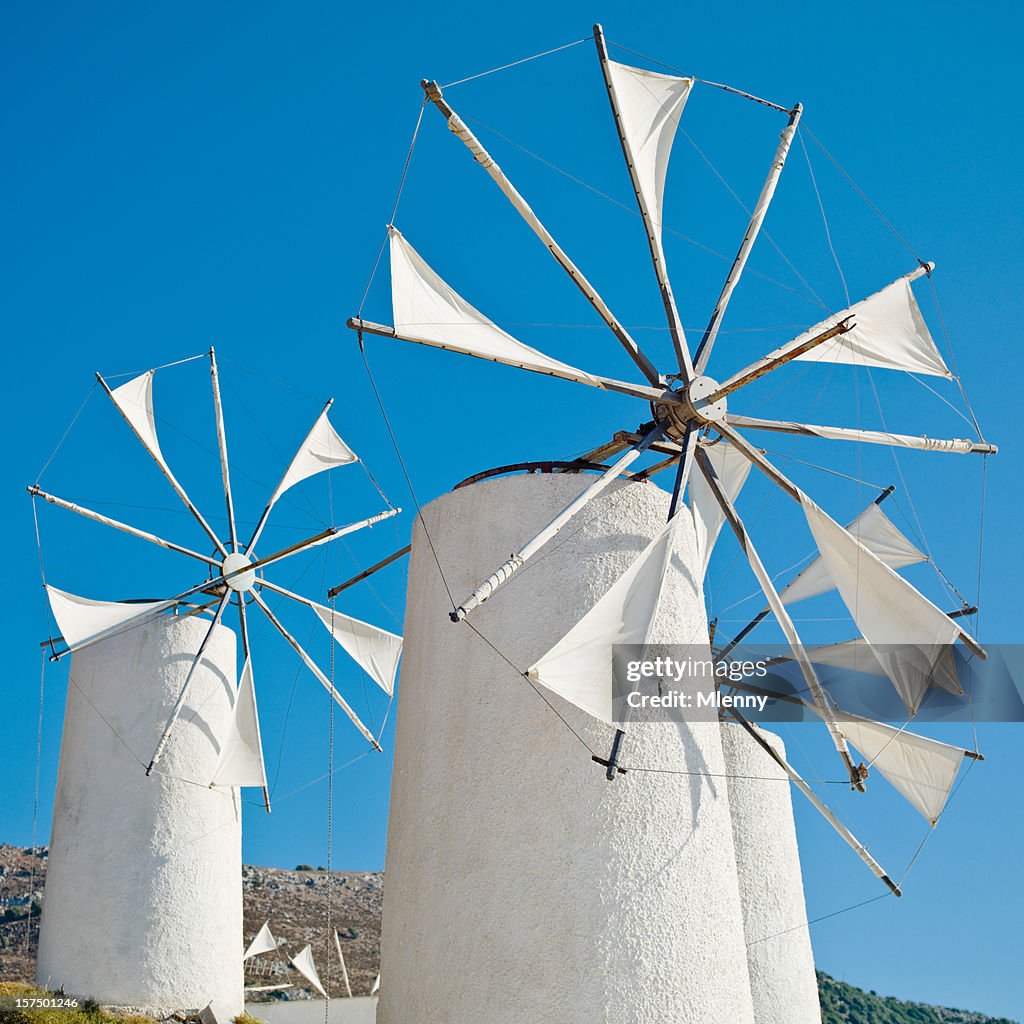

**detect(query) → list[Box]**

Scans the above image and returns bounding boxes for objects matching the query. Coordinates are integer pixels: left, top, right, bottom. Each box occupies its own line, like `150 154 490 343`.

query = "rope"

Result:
101 351 208 381
746 892 892 946
357 100 426 318
441 37 588 89
607 40 791 113
799 131 850 305
462 113 824 309
357 341 456 609
463 619 597 756
679 126 830 311
35 382 96 482
801 124 924 265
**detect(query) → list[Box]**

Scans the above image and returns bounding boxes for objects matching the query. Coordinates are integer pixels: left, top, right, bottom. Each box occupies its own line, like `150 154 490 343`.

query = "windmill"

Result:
29 347 404 812
347 24 996 897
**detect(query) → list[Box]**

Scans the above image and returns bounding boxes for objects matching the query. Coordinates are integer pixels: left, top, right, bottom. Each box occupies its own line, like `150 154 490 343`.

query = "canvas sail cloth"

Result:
604 60 693 264
243 920 278 961
311 603 403 697
799 494 969 713
689 441 752 579
46 585 166 650
779 501 926 606
210 659 268 789
527 517 680 724
389 228 598 384
766 274 951 378
805 638 962 696
268 409 358 508
107 371 185 481
838 714 967 824
291 945 327 998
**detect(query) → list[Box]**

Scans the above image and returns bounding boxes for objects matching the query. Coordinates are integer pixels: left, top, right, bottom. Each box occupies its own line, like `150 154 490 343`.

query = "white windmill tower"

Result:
29 349 403 1015
347 25 996 1024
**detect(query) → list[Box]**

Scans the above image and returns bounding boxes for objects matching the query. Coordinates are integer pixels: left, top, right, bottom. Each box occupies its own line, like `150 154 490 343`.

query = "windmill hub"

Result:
221 552 257 592
655 375 728 437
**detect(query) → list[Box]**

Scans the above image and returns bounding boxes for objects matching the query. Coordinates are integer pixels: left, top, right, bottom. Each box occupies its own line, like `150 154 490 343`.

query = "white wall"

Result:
380 473 758 1024
722 722 822 1023
245 997 377 1024
36 614 244 1016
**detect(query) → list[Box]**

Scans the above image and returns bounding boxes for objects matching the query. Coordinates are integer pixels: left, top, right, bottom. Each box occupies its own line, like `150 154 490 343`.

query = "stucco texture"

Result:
722 722 822 1024
36 614 244 1015
380 472 759 1024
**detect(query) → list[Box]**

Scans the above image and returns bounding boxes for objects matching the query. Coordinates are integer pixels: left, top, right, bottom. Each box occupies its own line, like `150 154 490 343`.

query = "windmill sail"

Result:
779 501 926 606
604 60 692 246
527 516 679 724
839 714 969 824
210 659 268 788
767 272 951 378
291 944 327 998
108 371 174 471
269 409 358 507
312 603 403 696
243 920 278 961
45 585 167 650
805 638 962 696
799 493 970 713
389 228 599 384
689 441 752 578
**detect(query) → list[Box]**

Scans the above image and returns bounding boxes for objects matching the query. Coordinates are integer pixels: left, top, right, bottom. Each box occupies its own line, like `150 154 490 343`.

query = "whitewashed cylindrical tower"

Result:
37 615 243 1016
721 722 822 1023
381 471 757 1024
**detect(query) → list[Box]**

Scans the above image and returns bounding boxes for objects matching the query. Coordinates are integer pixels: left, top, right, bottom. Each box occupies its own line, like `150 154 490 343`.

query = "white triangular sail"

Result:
605 60 692 244
769 274 950 377
312 604 403 697
805 638 962 696
527 517 679 724
799 494 966 713
689 441 752 578
243 920 278 961
840 715 967 824
389 228 598 384
109 371 172 466
780 501 926 606
46 585 166 650
370 973 380 996
291 944 327 998
211 659 268 788
269 409 358 507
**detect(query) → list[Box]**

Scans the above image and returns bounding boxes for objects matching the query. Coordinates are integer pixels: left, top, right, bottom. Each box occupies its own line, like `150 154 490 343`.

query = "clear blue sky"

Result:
3 1 1022 1019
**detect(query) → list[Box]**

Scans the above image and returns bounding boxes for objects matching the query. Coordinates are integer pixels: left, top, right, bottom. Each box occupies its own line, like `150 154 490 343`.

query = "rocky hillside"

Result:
0 846 1015 1021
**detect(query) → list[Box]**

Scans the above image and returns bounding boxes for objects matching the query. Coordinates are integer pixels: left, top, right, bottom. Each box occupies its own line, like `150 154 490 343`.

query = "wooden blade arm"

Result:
593 23 693 381
27 485 220 567
421 79 664 387
146 591 232 774
97 372 227 557
451 424 668 621
348 318 671 404
694 103 803 375
250 591 381 751
694 446 864 789
209 348 239 553
713 422 987 659
726 413 998 455
726 709 902 896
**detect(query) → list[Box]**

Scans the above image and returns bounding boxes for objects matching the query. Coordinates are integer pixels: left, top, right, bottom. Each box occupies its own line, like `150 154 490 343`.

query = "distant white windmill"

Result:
348 25 996 893
29 348 403 811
